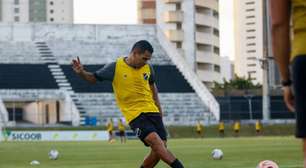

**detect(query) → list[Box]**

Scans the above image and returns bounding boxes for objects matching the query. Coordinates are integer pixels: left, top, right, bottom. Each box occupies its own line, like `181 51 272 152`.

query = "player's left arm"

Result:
150 83 163 117
148 65 163 116
270 0 294 112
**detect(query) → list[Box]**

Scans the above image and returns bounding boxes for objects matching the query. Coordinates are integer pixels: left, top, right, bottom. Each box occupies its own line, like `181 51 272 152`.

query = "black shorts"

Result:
129 113 167 146
119 130 125 137
292 56 306 138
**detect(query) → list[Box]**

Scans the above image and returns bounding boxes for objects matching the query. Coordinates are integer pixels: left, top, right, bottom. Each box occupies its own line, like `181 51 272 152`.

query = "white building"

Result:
139 0 221 88
220 56 234 82
234 0 264 84
0 0 73 23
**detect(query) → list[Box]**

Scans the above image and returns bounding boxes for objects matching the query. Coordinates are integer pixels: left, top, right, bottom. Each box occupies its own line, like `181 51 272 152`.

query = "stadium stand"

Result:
0 41 44 63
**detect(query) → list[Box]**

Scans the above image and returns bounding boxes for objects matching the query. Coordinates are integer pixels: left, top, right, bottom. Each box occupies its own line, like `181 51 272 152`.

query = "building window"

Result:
196 25 211 33
214 65 220 73
213 28 219 37
50 9 54 14
177 23 182 30
176 3 181 10
247 64 256 67
198 63 213 71
14 0 19 5
176 42 182 48
246 15 255 19
197 44 211 51
50 1 54 5
247 50 256 53
213 46 220 55
247 57 256 60
50 18 54 22
14 8 19 13
246 22 255 25
246 43 256 46
14 16 19 22
246 8 255 12
245 1 255 5
213 10 219 18
246 29 256 32
246 36 256 39
195 6 211 15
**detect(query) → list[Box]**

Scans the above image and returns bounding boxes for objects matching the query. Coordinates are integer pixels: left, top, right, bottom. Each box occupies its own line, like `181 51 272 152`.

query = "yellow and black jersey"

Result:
118 121 125 131
196 123 203 132
107 121 113 132
94 57 159 123
291 0 306 60
219 122 225 131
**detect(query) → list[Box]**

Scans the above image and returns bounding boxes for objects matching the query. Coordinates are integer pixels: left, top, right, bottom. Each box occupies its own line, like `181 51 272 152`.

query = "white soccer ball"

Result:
211 149 223 160
48 149 59 160
30 160 40 165
257 160 279 168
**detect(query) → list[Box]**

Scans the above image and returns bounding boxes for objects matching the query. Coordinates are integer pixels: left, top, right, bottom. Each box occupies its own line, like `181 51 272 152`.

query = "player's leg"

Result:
141 149 160 168
108 131 111 141
292 56 306 168
144 132 184 168
123 133 126 143
109 131 115 143
130 113 184 168
141 140 170 168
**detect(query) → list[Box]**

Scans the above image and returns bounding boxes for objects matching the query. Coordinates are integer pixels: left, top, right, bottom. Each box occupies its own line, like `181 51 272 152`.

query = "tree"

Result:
213 75 262 91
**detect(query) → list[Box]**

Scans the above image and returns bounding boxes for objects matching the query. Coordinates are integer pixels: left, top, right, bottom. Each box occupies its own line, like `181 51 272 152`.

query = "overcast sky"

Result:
74 0 234 60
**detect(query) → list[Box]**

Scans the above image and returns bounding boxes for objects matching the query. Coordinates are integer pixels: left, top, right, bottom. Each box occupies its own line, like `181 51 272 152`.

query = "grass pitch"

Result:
0 136 302 168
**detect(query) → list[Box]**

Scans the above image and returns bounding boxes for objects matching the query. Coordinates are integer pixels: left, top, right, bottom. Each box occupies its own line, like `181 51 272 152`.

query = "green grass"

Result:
0 137 303 168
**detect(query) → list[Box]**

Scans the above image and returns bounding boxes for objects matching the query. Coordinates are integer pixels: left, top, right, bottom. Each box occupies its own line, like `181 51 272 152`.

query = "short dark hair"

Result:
131 40 154 54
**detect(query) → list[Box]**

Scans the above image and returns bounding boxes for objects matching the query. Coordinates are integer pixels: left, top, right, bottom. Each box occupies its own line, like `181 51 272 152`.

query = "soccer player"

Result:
72 40 184 168
218 121 225 138
233 121 240 137
255 120 262 136
118 118 126 144
195 121 203 138
106 118 115 143
270 1 306 167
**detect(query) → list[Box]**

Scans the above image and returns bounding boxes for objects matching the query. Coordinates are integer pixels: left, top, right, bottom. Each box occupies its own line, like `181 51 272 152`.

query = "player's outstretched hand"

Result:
72 56 84 74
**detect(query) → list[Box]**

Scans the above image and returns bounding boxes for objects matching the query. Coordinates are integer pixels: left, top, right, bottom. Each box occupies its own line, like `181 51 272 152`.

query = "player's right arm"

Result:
72 57 116 84
72 57 97 84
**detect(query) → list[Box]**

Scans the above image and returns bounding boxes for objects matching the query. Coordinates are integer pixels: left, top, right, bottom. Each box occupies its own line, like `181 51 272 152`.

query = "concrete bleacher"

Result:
0 42 44 63
75 93 210 125
46 39 173 65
